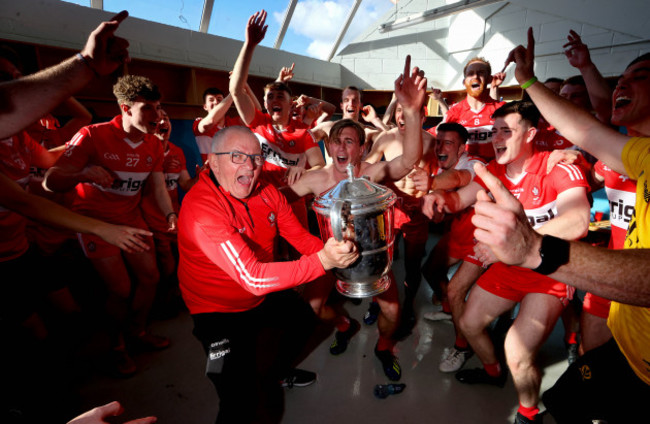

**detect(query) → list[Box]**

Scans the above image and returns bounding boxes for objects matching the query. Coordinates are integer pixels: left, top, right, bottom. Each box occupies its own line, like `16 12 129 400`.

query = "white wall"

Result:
333 0 650 90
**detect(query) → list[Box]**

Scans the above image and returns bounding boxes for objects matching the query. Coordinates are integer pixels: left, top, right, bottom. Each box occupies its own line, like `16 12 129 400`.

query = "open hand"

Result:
246 10 268 46
563 30 592 70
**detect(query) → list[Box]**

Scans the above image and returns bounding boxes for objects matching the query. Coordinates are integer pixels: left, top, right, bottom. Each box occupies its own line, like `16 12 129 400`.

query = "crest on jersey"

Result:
238 227 246 233
87 241 96 252
268 212 276 226
146 155 153 167
532 186 540 197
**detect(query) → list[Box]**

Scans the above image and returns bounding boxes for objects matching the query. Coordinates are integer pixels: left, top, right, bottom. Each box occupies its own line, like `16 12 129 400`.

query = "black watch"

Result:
531 235 570 275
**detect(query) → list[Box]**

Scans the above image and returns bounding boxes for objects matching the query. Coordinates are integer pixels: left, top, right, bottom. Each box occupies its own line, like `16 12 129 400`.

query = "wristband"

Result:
531 235 570 275
520 76 538 90
76 53 99 77
166 212 178 221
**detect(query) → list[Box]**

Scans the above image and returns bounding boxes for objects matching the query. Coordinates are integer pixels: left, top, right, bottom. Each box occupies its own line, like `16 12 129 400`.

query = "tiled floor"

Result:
8 232 568 423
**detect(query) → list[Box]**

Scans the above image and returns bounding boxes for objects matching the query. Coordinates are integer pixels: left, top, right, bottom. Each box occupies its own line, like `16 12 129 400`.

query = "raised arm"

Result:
430 88 449 115
490 72 506 101
382 92 398 126
229 10 267 125
364 131 389 164
563 30 613 123
505 28 628 174
315 100 336 125
244 82 263 112
310 120 333 143
197 94 234 134
276 63 295 83
0 11 129 139
372 56 426 182
55 97 93 143
296 95 336 126
362 105 389 131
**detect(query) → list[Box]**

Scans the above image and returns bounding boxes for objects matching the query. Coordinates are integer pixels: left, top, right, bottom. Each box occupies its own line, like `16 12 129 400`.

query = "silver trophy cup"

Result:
312 164 396 298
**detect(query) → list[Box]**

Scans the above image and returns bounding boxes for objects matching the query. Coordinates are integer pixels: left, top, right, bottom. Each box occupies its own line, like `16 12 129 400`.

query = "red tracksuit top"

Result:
177 171 325 314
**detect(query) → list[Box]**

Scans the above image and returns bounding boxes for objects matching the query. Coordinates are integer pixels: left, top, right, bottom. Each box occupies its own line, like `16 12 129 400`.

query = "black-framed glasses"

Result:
213 151 265 166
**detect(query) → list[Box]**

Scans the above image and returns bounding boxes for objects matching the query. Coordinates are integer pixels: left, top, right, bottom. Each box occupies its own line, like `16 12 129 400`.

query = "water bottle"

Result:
373 383 406 399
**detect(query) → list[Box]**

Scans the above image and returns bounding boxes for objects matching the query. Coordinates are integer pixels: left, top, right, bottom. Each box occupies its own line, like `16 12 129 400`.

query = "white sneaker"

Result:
438 346 473 373
423 311 452 321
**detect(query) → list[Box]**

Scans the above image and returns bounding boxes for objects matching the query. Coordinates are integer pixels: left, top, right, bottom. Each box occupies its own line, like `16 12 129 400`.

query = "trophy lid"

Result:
313 164 396 215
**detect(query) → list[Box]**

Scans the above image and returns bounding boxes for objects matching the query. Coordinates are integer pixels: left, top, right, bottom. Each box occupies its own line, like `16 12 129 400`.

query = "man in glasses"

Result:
176 123 358 423
229 10 325 230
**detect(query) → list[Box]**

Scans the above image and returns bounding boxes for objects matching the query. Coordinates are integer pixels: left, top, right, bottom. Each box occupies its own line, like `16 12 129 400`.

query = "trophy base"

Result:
336 275 390 298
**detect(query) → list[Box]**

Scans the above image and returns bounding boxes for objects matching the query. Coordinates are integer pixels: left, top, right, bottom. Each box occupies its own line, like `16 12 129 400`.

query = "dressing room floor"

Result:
10 231 567 424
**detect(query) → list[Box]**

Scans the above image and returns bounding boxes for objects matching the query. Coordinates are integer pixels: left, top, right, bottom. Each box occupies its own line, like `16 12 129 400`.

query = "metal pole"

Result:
274 0 298 49
327 0 363 61
199 0 215 33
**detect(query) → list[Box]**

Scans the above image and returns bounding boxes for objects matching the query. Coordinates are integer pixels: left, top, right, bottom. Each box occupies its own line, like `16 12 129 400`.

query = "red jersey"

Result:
0 132 45 260
594 160 637 249
26 117 78 255
59 115 163 225
477 151 589 229
475 151 589 297
192 115 242 164
533 128 574 151
141 141 186 236
177 171 325 314
444 98 505 160
433 152 486 262
291 117 318 130
248 109 319 189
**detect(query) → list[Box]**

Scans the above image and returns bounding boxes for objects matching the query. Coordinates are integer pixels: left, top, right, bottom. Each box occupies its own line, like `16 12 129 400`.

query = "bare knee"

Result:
504 333 534 375
458 312 483 338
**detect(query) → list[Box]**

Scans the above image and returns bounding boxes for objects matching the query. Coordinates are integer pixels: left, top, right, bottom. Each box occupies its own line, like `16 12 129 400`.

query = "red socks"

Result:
376 336 394 352
517 403 540 420
441 300 451 314
483 362 502 377
454 335 469 350
564 331 578 345
336 316 350 333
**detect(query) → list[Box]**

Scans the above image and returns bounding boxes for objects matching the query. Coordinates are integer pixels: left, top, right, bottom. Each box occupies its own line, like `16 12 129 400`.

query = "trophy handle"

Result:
330 200 349 242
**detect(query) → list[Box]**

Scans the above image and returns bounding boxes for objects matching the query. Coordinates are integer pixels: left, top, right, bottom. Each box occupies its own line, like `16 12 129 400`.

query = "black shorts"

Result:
542 337 650 423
